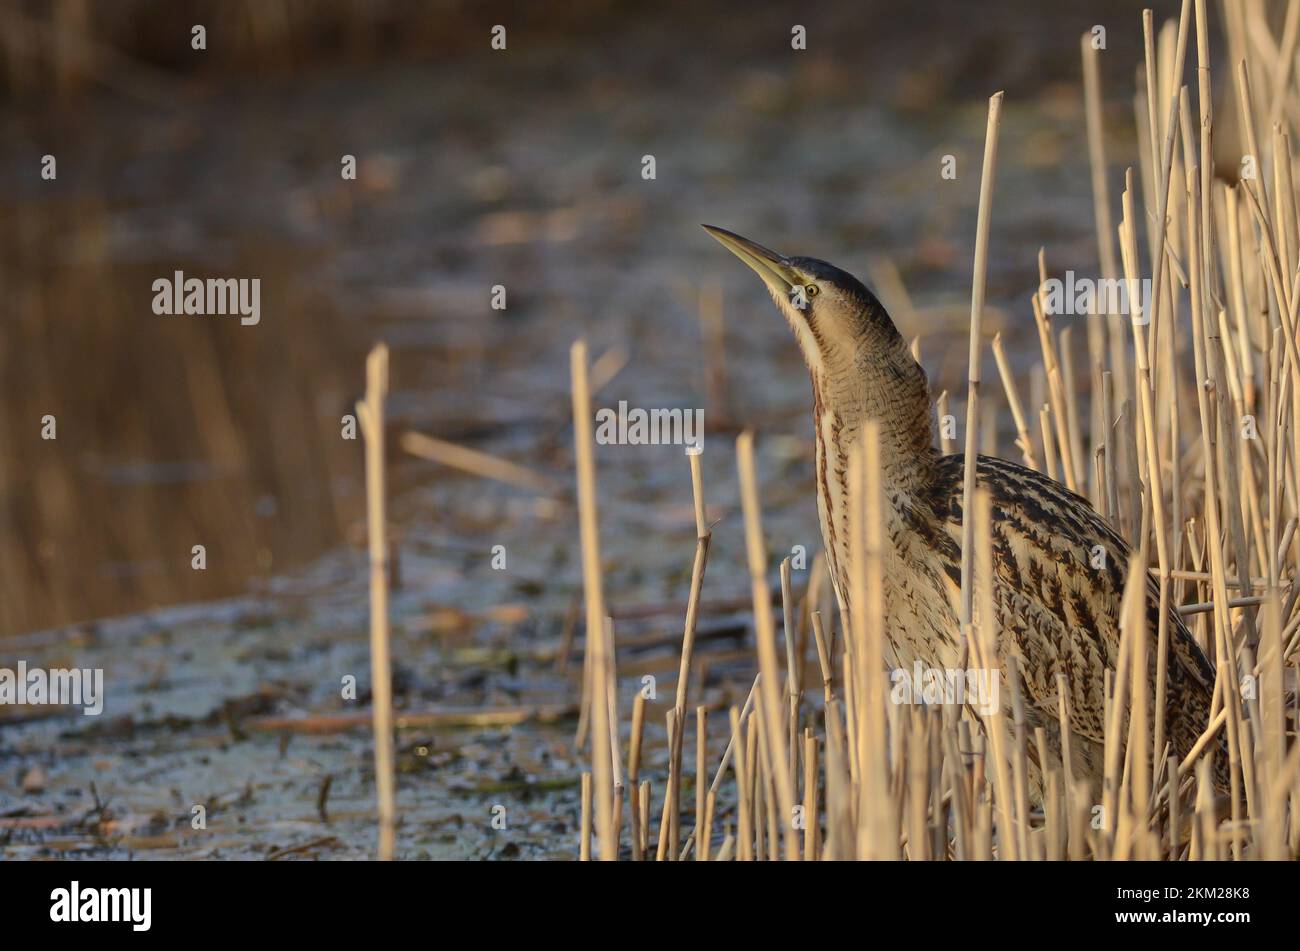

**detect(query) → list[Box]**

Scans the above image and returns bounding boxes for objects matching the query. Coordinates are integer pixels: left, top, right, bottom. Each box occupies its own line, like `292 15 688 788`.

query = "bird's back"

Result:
923 453 1227 794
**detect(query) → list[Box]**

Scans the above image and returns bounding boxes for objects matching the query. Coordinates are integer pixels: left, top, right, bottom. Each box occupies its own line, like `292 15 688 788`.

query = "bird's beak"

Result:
702 225 801 295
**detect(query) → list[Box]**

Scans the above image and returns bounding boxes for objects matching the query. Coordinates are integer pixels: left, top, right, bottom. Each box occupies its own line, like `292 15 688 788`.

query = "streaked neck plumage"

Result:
803 319 937 628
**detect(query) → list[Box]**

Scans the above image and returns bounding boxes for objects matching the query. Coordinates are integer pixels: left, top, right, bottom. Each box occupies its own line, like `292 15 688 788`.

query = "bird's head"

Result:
702 224 904 378
703 224 934 472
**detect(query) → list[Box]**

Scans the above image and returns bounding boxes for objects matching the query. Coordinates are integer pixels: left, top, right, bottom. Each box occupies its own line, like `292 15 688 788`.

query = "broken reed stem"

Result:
709 673 760 798
991 332 1037 469
357 342 395 862
810 611 834 703
960 90 1004 629
570 340 615 860
400 430 558 495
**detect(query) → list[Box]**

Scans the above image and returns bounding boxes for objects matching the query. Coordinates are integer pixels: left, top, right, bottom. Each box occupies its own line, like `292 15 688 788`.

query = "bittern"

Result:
705 224 1228 800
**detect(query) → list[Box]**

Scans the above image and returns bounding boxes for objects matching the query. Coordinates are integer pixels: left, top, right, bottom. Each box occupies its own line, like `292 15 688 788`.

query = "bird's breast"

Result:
814 418 962 670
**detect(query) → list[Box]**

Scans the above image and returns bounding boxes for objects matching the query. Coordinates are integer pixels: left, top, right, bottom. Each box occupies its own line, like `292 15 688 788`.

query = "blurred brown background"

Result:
0 0 1187 634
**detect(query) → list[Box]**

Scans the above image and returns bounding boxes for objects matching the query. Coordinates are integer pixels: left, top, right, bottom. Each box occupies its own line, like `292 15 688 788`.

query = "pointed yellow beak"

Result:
702 225 802 296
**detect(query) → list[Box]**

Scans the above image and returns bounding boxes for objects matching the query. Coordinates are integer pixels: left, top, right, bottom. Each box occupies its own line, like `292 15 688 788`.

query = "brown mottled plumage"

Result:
705 225 1228 800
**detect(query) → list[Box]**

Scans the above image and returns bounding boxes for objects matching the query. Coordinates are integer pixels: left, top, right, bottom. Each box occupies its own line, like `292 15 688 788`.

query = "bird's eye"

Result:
805 284 819 297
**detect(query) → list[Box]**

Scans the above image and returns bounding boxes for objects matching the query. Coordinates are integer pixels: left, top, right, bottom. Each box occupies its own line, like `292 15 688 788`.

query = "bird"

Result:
704 223 1229 802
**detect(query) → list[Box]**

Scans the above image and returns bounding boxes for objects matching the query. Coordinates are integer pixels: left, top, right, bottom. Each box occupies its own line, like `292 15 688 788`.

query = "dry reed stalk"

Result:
941 727 973 859
580 772 592 861
605 617 625 854
1045 767 1064 860
810 612 834 703
400 430 559 494
1039 404 1059 482
1069 778 1092 861
570 340 615 859
1101 561 1141 853
1267 0 1300 128
971 488 1018 859
1118 169 1173 799
702 791 717 861
656 708 678 861
708 674 760 798
736 431 799 859
849 422 898 858
357 343 395 861
803 729 819 860
666 449 712 857
1262 545 1288 795
729 706 753 861
754 708 780 860
638 780 651 858
1031 268 1081 491
822 701 853 858
1126 553 1153 858
695 705 707 859
1193 759 1217 860
745 711 761 858
1145 0 1193 377
1185 158 1256 829
1098 369 1116 522
1083 29 1123 466
628 691 647 860
905 709 928 861
990 332 1037 468
842 648 860 786
1007 655 1032 861
780 557 801 799
959 90 1005 630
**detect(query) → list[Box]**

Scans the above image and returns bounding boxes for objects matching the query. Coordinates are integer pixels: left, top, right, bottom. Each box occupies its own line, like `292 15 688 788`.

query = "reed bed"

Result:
568 2 1300 861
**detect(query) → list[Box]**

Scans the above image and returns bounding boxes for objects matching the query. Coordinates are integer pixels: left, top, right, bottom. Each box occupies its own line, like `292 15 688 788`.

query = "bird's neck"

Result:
809 333 936 493
809 333 938 637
